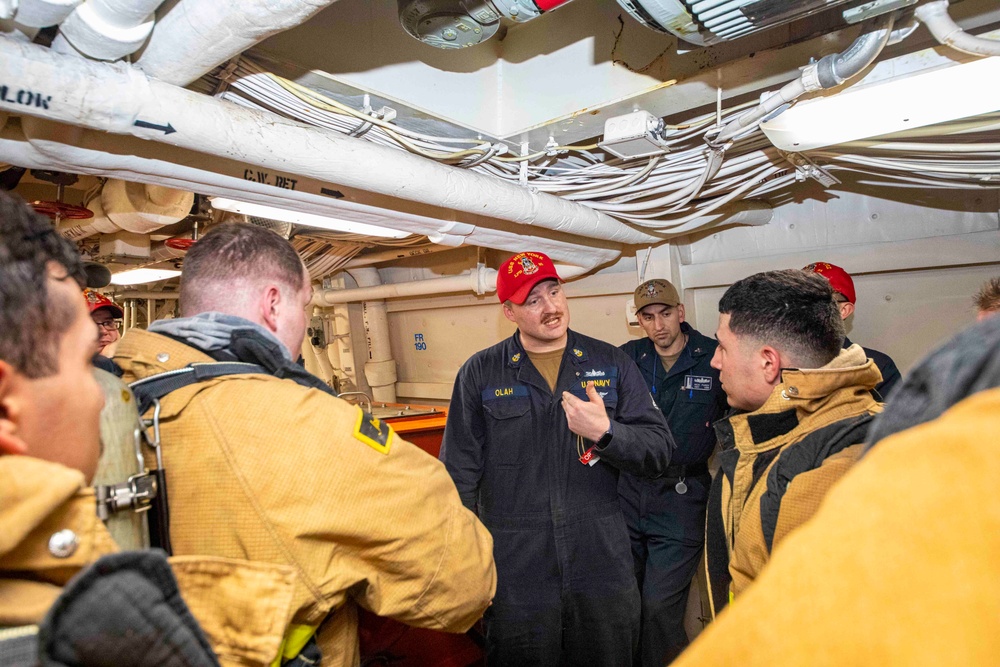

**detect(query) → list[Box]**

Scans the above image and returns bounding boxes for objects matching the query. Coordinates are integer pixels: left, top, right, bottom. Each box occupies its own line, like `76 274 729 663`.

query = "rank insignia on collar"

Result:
511 353 521 363
573 348 583 357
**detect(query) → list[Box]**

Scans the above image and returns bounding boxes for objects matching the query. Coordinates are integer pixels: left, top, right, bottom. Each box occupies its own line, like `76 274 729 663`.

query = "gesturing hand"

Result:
561 381 612 443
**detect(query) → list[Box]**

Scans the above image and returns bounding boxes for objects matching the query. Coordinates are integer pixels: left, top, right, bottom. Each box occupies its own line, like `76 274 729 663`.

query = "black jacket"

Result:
619 323 728 467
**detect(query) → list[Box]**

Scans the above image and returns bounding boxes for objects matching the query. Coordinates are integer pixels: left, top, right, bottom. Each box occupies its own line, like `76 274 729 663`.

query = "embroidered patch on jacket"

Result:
353 408 393 455
482 385 529 401
682 375 713 391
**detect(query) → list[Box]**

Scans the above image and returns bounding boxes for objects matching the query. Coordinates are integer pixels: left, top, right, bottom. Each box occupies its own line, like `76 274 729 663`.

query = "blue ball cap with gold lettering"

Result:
497 251 562 305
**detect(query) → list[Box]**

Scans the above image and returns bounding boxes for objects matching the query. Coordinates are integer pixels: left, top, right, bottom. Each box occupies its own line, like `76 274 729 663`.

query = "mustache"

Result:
541 312 565 324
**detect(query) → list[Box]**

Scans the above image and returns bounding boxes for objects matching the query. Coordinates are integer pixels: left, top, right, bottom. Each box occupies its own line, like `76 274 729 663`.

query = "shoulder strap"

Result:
130 362 268 415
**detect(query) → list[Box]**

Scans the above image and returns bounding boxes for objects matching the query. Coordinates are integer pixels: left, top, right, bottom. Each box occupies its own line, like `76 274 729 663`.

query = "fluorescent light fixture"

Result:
110 268 183 285
209 197 410 239
761 56 1000 152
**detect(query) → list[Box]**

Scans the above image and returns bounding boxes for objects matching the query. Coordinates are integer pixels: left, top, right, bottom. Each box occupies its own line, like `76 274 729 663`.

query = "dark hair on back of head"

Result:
0 191 86 378
974 277 1000 314
180 222 305 316
719 269 845 368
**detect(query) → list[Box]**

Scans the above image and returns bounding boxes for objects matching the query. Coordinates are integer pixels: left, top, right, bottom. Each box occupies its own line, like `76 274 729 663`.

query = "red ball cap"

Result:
803 262 856 305
83 288 124 318
497 251 562 305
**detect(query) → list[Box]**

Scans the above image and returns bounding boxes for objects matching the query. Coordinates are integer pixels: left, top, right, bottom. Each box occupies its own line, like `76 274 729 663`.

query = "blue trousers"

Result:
619 473 710 666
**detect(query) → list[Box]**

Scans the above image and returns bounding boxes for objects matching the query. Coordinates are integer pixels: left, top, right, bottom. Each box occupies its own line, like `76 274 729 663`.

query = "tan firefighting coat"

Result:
116 329 497 667
675 386 1000 666
0 455 304 666
708 345 882 607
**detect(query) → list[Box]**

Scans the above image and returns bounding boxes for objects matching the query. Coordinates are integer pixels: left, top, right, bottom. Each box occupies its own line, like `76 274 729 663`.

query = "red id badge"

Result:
579 446 601 466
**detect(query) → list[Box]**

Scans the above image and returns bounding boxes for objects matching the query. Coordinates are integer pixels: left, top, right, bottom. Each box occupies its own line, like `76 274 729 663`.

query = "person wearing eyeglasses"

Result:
803 262 901 400
83 289 123 357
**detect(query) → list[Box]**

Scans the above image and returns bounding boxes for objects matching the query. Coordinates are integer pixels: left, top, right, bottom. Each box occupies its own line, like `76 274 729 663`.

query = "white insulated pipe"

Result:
4 116 622 269
317 264 499 305
350 268 396 403
915 0 1000 57
11 0 80 28
345 244 454 268
134 0 344 86
60 176 193 239
0 38 664 247
55 0 161 61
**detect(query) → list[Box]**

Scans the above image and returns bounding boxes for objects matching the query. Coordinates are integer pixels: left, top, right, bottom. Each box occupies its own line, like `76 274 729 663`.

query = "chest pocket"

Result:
668 385 718 421
482 385 531 421
482 386 531 465
571 367 620 412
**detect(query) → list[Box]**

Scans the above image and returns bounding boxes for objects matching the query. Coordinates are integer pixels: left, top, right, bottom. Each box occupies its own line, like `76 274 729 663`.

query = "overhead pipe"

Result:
714 12 896 144
10 0 80 28
59 177 193 240
0 38 665 247
5 116 623 269
134 0 346 86
316 264 499 305
314 257 607 305
348 268 396 403
345 244 454 268
915 0 1000 57
54 0 162 61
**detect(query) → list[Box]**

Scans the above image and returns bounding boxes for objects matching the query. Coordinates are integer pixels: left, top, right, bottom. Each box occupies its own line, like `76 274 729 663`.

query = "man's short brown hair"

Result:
0 192 86 378
179 222 306 316
974 277 1000 314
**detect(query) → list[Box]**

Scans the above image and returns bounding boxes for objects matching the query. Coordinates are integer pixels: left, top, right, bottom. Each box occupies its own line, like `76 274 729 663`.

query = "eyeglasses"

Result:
94 320 120 331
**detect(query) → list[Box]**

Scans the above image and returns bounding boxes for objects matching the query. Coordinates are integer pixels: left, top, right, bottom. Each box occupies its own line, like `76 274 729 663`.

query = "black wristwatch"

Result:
595 421 614 450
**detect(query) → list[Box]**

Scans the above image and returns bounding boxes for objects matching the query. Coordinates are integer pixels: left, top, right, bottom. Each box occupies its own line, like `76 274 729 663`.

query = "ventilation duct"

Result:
615 0 859 46
59 178 194 240
396 0 574 48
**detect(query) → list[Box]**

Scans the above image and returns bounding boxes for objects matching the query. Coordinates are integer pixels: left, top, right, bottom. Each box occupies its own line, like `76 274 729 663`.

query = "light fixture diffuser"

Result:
760 56 1000 152
209 197 410 239
110 268 183 285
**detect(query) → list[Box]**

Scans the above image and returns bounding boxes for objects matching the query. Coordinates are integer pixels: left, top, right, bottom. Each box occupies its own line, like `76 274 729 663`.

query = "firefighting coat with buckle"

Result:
116 328 497 667
704 344 883 615
441 328 674 666
673 316 1000 667
0 456 304 667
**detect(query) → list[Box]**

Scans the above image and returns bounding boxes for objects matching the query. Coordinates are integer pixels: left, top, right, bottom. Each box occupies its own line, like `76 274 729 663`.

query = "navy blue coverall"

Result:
441 329 675 667
619 323 728 666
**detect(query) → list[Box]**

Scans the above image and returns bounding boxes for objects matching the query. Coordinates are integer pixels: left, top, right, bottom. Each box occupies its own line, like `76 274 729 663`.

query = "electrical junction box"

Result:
599 110 669 160
626 298 639 327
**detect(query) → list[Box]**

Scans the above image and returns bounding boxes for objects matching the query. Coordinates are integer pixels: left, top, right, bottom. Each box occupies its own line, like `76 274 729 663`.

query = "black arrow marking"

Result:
321 188 345 199
133 119 176 135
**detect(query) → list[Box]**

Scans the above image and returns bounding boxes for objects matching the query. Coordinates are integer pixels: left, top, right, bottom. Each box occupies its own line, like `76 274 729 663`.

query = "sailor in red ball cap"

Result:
83 288 124 358
803 262 901 399
441 251 675 666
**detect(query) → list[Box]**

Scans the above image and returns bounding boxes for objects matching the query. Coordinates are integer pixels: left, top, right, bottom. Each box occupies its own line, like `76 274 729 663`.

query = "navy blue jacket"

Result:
441 329 674 598
845 337 900 401
620 323 728 467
